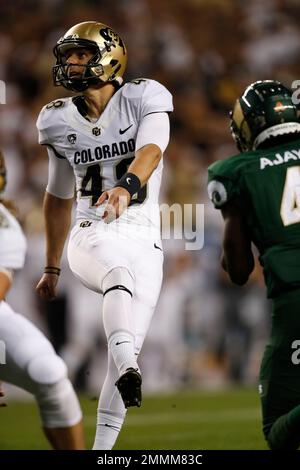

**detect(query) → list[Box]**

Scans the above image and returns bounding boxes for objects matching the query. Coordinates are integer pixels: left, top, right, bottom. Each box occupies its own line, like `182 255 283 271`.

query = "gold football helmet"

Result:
53 21 127 92
0 150 6 194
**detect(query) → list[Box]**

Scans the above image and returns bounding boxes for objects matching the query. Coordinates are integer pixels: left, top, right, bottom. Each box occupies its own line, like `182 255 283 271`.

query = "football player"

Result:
207 80 300 449
35 21 173 449
0 151 85 449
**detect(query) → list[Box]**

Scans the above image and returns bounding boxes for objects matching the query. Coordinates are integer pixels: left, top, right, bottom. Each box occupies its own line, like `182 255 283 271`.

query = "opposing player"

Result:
35 21 173 449
207 80 300 449
0 151 85 449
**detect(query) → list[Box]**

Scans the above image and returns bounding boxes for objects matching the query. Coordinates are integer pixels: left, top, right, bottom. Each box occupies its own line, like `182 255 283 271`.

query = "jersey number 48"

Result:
80 157 147 206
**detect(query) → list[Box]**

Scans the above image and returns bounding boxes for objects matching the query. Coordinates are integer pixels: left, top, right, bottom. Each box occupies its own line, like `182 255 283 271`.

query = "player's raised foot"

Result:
115 368 142 408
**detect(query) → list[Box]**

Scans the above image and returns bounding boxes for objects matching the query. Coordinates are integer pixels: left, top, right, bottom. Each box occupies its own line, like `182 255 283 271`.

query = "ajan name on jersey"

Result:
74 138 135 164
260 148 300 170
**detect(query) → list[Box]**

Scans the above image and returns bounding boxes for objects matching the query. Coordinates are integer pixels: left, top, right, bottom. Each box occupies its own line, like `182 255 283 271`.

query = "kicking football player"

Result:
0 151 85 449
207 80 300 449
35 21 173 450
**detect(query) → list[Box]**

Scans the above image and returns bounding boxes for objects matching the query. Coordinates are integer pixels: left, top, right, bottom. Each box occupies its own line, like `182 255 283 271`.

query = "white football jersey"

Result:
37 79 173 238
0 203 27 270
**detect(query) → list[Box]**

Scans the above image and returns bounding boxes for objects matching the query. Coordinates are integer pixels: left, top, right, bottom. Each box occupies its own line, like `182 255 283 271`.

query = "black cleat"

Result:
115 368 142 408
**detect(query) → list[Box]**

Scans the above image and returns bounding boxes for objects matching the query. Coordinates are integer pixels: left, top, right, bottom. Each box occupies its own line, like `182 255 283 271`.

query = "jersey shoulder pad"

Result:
36 98 70 146
207 153 247 208
122 78 173 117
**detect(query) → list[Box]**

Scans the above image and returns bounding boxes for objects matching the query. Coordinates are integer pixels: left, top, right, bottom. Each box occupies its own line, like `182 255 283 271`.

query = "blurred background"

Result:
2 0 300 399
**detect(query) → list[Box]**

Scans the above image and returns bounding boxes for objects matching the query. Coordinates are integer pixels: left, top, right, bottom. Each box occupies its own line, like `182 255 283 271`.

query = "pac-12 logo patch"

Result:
67 134 77 144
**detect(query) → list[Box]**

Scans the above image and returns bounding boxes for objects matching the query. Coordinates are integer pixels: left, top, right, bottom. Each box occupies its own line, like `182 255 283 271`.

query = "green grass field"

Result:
0 388 267 450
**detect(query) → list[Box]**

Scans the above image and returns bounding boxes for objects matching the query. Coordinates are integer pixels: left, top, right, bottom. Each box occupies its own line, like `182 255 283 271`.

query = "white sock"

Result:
108 330 138 376
92 352 126 450
93 409 124 450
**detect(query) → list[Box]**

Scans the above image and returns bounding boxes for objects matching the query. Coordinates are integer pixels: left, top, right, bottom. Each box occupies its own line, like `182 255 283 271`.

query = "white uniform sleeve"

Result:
37 108 49 145
36 102 68 157
46 147 75 199
0 204 27 270
135 112 170 153
140 80 173 118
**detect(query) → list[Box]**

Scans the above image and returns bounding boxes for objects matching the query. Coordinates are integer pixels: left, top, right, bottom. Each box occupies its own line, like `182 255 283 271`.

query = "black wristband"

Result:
114 172 141 199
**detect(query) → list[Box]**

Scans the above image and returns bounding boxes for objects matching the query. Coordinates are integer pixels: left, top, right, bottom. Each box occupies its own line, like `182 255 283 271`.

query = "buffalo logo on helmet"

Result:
99 27 126 54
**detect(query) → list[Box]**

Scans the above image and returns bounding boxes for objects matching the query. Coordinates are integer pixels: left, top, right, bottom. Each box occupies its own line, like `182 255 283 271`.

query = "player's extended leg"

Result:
0 301 85 449
93 248 163 450
92 303 152 451
259 289 300 450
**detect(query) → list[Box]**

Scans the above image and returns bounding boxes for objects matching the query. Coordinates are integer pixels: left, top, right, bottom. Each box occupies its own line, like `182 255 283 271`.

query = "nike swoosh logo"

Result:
154 243 162 251
115 341 131 346
119 124 133 135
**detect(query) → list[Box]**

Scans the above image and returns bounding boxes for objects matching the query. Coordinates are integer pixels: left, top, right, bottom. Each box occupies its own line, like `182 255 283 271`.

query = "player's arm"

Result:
127 142 162 186
124 80 172 187
96 112 170 221
43 192 74 268
36 148 75 300
0 268 12 300
221 201 254 285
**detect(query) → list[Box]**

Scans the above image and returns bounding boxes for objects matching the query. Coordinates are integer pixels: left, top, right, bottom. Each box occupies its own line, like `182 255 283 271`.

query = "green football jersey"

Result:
208 138 300 298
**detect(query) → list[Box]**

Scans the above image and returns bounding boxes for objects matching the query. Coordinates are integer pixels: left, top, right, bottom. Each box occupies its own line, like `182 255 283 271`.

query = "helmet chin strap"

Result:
63 69 123 92
59 62 102 91
66 78 92 92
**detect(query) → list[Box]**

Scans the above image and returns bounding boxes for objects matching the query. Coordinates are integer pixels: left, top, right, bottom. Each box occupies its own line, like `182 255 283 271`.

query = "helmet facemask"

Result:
53 41 104 92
